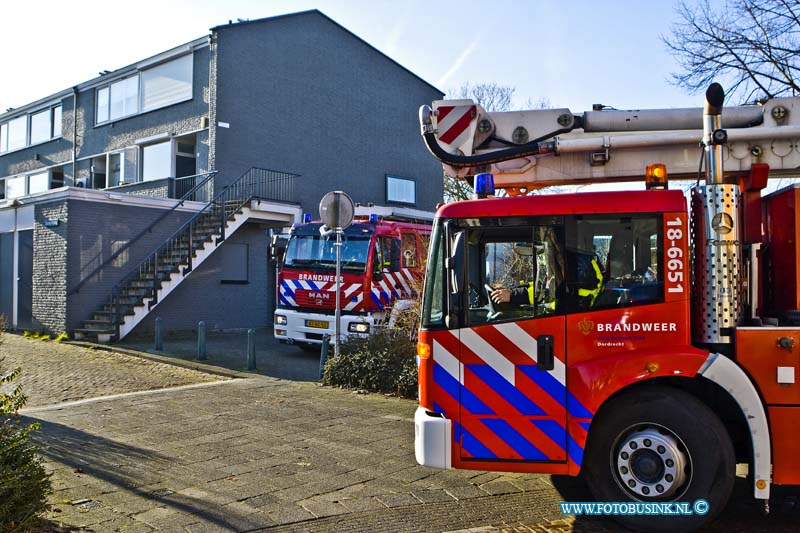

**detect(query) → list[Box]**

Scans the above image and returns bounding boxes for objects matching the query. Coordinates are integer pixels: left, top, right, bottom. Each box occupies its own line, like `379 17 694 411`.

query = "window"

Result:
401 233 417 268
5 176 26 199
52 105 62 138
0 170 58 200
142 141 172 181
95 54 194 125
111 240 129 268
221 243 248 283
141 54 192 112
7 116 27 152
27 172 49 195
110 76 139 121
421 221 445 328
0 104 63 154
386 175 416 205
284 225 373 272
96 87 110 123
29 110 51 145
464 221 565 326
377 236 401 273
568 215 662 311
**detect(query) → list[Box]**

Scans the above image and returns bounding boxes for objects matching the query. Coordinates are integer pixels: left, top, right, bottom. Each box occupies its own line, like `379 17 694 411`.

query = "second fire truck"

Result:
274 206 431 349
414 84 800 530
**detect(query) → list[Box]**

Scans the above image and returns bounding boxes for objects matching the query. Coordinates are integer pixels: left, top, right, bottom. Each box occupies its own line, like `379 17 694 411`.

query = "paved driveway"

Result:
1 334 222 407
5 333 800 531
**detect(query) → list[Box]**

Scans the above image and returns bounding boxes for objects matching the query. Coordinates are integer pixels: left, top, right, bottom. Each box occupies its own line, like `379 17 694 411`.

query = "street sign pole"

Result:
318 190 354 360
334 227 342 358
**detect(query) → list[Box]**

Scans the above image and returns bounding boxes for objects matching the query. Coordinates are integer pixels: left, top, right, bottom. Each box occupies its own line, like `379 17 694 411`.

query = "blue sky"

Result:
1 0 708 114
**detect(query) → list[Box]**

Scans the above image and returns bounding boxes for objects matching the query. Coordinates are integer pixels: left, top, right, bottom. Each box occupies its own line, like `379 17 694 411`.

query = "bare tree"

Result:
664 0 800 103
451 82 515 112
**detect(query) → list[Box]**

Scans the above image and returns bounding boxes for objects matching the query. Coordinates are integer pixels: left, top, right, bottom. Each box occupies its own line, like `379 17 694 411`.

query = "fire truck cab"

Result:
274 206 431 349
414 84 800 530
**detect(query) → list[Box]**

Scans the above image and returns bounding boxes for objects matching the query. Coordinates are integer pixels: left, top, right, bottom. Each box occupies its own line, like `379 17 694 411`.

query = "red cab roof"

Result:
437 190 686 219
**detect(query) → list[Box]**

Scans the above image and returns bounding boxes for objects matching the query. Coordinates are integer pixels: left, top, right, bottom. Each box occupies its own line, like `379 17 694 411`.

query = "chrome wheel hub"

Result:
615 427 689 500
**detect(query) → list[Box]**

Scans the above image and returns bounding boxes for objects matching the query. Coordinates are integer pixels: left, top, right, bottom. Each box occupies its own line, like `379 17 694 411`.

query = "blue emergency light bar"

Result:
474 173 495 198
303 213 312 223
369 214 379 224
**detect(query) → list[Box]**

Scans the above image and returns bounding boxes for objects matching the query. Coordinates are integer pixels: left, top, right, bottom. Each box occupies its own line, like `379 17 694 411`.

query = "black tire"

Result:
297 343 321 353
583 386 735 532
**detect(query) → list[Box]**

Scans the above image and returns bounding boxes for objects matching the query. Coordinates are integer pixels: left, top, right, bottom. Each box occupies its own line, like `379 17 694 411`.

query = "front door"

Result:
456 220 569 463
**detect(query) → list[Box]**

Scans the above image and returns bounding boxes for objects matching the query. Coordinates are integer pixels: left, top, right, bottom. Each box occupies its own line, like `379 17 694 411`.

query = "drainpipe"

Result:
72 86 78 186
207 32 217 176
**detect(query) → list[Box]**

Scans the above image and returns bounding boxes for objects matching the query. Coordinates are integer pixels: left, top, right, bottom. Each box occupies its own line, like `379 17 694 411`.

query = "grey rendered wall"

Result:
131 222 269 335
2 46 213 187
213 12 444 213
0 95 75 181
64 200 194 332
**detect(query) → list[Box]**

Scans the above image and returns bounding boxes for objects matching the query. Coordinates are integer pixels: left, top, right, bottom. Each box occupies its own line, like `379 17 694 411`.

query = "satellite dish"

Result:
319 191 355 229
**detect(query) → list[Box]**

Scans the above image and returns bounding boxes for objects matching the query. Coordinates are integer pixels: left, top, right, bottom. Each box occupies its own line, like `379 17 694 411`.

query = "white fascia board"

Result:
0 90 73 123
0 186 205 213
77 36 209 93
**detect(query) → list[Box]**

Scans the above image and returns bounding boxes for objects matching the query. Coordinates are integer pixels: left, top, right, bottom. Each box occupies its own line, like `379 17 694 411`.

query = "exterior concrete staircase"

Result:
73 168 299 343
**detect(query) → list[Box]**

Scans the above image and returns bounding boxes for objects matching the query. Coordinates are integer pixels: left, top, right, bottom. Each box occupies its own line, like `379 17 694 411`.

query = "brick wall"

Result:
32 200 69 333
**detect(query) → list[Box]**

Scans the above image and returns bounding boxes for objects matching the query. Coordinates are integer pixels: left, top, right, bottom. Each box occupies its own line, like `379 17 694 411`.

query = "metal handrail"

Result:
69 171 217 295
106 167 299 338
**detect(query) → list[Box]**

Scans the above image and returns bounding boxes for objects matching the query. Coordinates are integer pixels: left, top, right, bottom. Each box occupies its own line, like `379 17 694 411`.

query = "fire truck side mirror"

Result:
270 235 287 265
445 227 464 329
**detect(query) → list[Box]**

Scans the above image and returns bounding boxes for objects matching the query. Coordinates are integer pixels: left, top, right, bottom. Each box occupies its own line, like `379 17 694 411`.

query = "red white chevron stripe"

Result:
437 105 476 149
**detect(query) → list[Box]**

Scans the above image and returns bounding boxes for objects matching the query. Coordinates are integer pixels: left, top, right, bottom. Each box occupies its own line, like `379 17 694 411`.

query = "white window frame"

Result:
0 103 64 155
94 54 194 126
0 171 53 200
29 109 52 146
386 175 417 206
141 140 175 181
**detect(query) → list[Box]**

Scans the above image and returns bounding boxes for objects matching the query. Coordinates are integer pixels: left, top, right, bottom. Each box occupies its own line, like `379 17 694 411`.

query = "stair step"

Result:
109 296 146 306
94 309 133 320
120 288 151 297
83 318 115 328
101 304 136 315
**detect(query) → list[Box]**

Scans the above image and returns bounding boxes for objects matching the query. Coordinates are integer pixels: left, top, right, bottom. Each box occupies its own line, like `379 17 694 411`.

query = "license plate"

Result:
306 320 329 329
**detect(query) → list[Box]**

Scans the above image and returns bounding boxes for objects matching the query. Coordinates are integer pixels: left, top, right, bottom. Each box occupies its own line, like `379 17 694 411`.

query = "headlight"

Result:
348 322 370 333
275 315 287 325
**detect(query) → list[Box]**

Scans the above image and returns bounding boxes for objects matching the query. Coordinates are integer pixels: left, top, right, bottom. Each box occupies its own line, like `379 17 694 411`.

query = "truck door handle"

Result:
537 334 555 371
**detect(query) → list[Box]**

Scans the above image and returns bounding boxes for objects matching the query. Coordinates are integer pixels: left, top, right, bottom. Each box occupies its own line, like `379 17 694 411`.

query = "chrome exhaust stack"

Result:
692 84 743 350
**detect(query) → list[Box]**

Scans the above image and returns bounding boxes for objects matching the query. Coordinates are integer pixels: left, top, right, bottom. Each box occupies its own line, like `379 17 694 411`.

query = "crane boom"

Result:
420 96 800 189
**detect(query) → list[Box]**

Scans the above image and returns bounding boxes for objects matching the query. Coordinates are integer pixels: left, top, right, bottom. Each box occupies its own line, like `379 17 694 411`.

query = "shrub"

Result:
323 275 424 399
323 329 418 398
0 318 52 531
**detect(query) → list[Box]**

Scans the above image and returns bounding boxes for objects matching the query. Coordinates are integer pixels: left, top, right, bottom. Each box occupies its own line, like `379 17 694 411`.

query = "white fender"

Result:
698 353 771 499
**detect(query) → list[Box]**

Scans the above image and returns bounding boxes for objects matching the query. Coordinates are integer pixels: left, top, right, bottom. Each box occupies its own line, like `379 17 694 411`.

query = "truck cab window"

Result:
466 223 564 326
567 215 662 312
401 233 418 268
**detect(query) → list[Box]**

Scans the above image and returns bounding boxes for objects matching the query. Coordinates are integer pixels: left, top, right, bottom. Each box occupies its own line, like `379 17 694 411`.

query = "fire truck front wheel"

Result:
583 386 735 531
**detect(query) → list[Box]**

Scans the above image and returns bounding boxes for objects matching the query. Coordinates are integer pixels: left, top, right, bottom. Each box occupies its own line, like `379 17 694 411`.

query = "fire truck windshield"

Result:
284 224 374 272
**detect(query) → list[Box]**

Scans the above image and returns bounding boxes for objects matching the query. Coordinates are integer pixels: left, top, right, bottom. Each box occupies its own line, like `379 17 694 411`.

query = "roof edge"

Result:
211 9 444 97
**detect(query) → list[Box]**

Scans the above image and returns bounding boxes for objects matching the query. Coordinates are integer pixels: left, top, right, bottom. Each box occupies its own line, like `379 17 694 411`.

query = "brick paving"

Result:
20 375 800 532
5 335 800 531
0 334 224 407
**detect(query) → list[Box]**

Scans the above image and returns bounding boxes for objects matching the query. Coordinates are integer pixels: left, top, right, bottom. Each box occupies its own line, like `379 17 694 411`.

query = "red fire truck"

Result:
274 206 431 349
414 83 800 529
